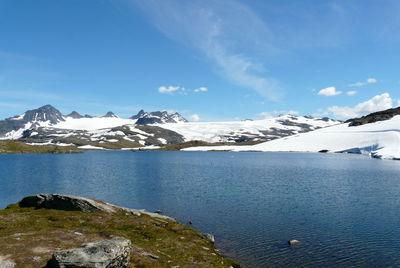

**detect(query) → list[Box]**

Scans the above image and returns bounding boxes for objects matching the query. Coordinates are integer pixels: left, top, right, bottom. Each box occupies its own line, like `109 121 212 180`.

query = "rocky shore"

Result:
0 194 240 268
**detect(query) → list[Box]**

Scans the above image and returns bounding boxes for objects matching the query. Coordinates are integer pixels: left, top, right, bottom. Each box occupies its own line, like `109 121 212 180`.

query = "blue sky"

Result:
0 0 399 121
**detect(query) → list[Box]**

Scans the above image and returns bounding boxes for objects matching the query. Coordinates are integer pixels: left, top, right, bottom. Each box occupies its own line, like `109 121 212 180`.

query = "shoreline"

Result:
0 194 240 268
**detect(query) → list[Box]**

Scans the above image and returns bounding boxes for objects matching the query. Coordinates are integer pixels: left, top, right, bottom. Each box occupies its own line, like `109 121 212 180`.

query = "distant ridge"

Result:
0 105 339 149
132 110 188 124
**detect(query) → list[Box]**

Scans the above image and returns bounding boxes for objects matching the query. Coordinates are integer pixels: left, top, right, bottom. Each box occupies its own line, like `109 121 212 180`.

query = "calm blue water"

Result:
1 151 400 267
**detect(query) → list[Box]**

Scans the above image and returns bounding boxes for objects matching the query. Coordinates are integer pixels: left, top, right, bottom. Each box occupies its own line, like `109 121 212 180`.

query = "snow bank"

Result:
78 145 106 150
54 117 137 131
184 115 400 160
161 115 338 143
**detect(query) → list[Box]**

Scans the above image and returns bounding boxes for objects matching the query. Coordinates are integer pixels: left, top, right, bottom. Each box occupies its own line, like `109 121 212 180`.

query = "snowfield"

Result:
183 115 400 160
160 115 338 142
54 117 137 131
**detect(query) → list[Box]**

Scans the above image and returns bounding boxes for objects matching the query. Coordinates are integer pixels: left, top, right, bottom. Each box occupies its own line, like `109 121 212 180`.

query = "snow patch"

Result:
78 145 106 150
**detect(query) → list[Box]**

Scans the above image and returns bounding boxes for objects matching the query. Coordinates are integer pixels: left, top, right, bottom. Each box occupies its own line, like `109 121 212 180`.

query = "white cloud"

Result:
189 113 201 121
349 82 364 87
328 93 393 119
194 87 208 92
318 86 342 96
346 90 357 96
158 86 181 94
349 78 378 87
132 0 282 100
259 110 299 119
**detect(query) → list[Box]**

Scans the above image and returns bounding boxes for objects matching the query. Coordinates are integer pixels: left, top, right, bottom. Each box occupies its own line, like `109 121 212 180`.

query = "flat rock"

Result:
46 237 131 268
16 194 174 220
18 194 116 213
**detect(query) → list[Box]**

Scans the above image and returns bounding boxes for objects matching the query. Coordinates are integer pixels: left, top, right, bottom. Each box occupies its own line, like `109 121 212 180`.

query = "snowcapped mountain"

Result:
183 108 400 160
0 105 65 139
0 104 339 150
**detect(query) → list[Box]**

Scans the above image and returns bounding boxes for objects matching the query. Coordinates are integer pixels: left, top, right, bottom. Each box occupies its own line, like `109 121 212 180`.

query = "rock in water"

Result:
288 239 300 246
202 233 215 244
47 237 131 268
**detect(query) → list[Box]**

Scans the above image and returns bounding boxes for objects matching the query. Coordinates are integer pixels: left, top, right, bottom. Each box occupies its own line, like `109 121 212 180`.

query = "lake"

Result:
1 151 400 267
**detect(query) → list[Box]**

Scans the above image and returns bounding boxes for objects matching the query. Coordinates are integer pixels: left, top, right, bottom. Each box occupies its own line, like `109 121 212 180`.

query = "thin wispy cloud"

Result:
131 0 283 100
194 87 208 93
158 85 208 94
0 90 61 100
346 90 357 96
348 78 378 87
0 102 24 108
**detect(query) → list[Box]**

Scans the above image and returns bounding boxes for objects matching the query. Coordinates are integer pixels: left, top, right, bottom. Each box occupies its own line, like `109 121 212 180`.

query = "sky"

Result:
0 0 399 121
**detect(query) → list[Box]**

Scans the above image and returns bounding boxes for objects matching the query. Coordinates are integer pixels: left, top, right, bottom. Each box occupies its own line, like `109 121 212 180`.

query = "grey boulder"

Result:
16 194 174 220
47 237 131 268
0 256 15 268
18 194 116 213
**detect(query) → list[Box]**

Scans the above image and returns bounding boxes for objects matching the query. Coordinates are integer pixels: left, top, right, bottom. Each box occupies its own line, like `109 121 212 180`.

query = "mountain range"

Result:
0 105 339 149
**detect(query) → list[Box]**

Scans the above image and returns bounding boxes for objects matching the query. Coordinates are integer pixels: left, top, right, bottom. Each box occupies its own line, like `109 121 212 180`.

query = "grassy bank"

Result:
157 140 263 151
0 140 80 154
0 204 240 267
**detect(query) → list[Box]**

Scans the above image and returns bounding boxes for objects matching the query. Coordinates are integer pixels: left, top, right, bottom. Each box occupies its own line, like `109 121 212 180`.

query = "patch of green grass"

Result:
157 140 263 151
0 206 240 268
0 140 80 154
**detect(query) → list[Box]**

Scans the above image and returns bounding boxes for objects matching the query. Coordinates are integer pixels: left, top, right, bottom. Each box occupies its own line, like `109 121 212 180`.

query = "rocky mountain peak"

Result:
22 104 65 124
133 110 188 125
130 110 146 120
67 111 83 119
102 111 118 118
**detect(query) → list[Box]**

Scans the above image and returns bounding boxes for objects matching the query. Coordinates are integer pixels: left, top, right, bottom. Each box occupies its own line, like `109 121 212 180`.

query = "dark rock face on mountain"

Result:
66 111 83 119
0 105 65 136
130 109 146 120
102 111 118 118
0 105 339 148
23 105 65 124
134 110 188 125
346 107 400 126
